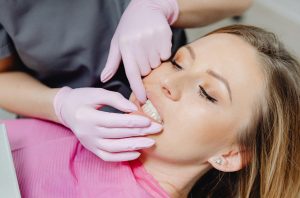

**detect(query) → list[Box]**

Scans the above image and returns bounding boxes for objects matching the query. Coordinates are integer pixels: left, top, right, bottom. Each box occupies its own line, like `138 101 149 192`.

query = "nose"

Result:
160 77 181 101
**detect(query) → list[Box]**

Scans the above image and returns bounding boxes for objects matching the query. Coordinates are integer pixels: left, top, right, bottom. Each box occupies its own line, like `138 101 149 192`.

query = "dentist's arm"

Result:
0 56 161 162
174 0 253 28
0 56 59 122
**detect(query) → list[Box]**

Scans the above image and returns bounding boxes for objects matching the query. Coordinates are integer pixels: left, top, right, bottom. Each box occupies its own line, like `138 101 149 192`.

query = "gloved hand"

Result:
101 0 179 103
53 87 162 162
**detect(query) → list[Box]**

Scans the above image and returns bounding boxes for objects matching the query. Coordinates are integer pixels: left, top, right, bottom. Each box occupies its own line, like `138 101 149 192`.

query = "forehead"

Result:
189 33 257 59
188 33 265 110
187 33 264 86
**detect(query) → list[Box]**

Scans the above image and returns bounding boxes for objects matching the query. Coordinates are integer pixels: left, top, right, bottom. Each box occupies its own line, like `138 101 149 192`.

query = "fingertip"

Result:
137 116 152 126
150 122 163 132
160 43 172 61
102 42 121 82
138 96 146 104
100 68 110 82
126 102 138 112
160 50 171 61
136 90 147 104
130 82 147 103
143 138 156 147
123 152 141 161
113 94 139 112
151 61 161 69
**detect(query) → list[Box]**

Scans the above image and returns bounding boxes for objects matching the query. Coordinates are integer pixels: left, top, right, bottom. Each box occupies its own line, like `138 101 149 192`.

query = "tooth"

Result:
142 100 162 123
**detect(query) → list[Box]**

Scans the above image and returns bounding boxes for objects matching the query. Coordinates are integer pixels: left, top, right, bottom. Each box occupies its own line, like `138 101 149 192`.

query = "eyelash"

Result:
170 59 218 103
170 59 183 71
198 85 218 103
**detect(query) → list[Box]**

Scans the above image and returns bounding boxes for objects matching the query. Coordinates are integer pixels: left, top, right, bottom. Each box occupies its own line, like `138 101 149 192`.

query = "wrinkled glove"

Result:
53 87 162 162
101 0 179 103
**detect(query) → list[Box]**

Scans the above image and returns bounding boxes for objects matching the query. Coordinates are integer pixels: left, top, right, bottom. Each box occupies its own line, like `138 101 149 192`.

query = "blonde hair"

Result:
189 25 300 198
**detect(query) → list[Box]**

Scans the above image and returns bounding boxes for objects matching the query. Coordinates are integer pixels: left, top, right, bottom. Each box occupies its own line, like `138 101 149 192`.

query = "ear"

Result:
208 146 250 172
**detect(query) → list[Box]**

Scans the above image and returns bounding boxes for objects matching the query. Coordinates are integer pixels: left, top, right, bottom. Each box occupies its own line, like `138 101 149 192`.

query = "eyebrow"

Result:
184 46 196 60
183 45 232 102
207 70 232 102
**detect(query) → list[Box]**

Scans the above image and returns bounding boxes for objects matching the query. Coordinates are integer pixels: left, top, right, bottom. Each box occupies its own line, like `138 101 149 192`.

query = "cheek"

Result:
171 109 229 152
144 105 237 162
143 63 171 83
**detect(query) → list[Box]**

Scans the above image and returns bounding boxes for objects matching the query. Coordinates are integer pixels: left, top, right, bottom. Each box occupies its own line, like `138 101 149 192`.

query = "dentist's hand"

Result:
101 0 179 103
53 87 162 162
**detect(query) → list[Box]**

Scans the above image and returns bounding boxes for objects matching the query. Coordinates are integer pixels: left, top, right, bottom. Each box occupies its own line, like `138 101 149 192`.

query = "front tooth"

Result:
142 100 162 123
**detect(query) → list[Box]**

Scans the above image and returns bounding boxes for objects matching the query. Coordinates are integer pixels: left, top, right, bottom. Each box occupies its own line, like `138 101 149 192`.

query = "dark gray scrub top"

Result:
0 0 186 99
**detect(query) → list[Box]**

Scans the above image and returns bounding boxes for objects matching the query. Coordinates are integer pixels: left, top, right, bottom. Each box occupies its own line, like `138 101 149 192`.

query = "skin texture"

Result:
130 33 265 197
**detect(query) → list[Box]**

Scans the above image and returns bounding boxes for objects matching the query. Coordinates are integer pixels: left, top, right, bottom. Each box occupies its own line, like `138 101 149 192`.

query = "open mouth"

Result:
141 99 163 124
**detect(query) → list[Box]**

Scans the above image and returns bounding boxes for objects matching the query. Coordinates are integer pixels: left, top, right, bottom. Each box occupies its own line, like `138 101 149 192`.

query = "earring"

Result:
214 158 223 165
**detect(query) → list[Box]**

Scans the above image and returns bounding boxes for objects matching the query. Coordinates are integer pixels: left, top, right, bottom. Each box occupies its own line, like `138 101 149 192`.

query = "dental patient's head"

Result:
130 25 300 197
132 27 265 165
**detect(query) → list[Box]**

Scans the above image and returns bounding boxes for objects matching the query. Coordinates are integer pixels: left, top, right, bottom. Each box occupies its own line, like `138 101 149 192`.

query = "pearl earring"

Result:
214 158 223 165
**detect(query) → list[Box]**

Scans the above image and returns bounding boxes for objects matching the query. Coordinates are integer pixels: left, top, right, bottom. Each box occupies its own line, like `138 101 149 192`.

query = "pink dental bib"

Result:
2 119 169 198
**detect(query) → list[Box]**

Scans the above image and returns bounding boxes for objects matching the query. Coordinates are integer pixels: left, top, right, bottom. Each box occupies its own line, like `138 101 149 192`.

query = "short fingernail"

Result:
101 69 111 82
137 94 147 104
137 139 155 148
128 152 141 160
144 122 163 134
119 152 141 161
152 60 161 69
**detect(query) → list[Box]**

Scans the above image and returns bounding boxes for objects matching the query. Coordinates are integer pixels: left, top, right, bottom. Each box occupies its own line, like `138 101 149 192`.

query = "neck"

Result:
139 154 211 198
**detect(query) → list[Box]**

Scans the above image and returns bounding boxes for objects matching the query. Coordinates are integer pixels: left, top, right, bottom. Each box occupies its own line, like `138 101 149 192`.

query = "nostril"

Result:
160 78 179 101
162 87 171 96
162 86 174 100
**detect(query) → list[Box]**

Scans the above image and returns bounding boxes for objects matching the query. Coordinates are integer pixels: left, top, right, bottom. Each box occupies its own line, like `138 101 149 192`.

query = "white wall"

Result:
186 0 300 59
260 0 300 24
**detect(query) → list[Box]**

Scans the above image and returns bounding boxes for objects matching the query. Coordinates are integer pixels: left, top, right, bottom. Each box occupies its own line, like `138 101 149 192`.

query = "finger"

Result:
87 108 151 128
142 34 160 69
158 28 173 61
122 49 147 103
148 49 161 69
99 91 139 112
135 49 151 76
101 37 121 82
97 137 155 153
137 56 151 76
95 150 141 162
79 89 138 112
96 122 163 138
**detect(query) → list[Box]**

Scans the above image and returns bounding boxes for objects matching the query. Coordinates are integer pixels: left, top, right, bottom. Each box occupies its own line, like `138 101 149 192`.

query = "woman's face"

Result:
130 33 265 164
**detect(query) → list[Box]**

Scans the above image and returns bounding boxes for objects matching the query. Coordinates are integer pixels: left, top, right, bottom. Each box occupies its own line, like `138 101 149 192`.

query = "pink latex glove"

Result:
53 87 162 162
101 0 179 103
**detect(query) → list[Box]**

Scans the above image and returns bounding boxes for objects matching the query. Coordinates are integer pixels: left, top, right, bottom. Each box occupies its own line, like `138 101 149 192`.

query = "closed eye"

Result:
199 85 218 103
171 59 217 103
170 59 183 71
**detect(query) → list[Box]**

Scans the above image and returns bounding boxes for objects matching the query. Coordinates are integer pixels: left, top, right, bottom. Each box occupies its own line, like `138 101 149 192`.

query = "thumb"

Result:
101 38 121 82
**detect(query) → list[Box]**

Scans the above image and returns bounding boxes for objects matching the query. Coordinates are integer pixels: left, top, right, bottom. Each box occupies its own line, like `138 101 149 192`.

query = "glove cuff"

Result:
53 86 72 126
